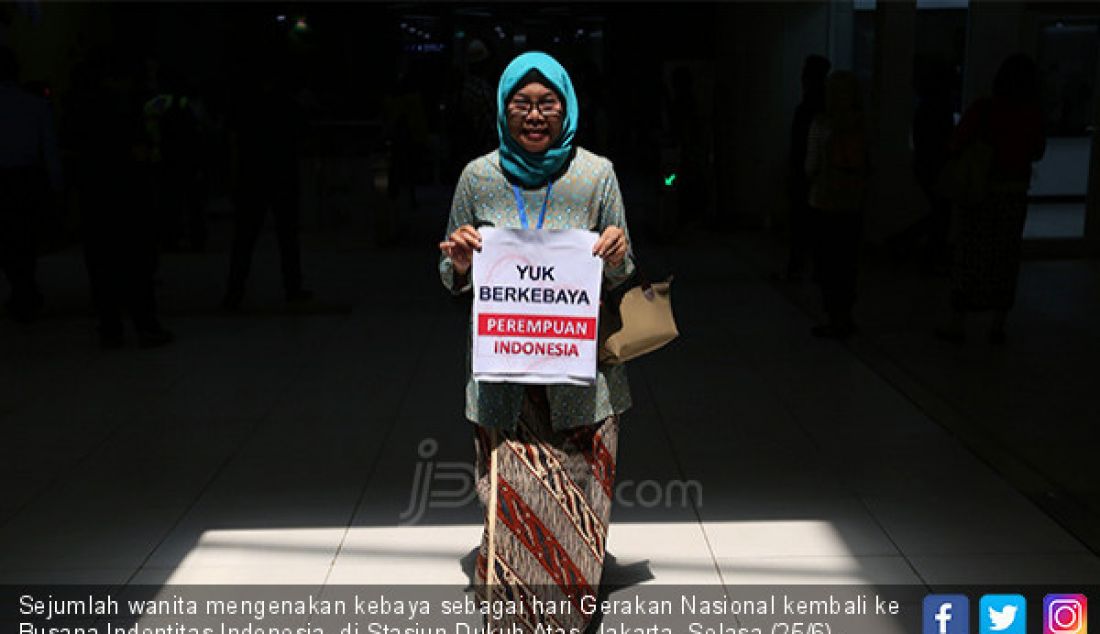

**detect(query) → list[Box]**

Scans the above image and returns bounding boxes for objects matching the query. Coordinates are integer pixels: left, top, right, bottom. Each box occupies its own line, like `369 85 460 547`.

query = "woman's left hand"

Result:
593 226 628 267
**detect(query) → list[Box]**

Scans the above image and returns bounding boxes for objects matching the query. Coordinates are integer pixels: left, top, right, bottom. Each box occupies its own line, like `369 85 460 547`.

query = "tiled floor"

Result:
2 212 1099 594
743 227 1100 557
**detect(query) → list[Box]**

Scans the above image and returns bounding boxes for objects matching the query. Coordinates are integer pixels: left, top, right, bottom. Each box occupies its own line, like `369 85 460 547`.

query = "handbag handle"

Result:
622 246 672 300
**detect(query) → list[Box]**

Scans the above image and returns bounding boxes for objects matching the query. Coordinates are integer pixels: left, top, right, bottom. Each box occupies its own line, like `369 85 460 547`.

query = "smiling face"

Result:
506 81 564 154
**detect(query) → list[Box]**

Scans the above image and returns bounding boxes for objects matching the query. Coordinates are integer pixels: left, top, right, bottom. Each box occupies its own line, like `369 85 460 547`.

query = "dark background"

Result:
2 0 1100 588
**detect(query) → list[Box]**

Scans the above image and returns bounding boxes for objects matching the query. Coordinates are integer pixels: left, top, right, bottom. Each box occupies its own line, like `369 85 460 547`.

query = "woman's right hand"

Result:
439 224 482 276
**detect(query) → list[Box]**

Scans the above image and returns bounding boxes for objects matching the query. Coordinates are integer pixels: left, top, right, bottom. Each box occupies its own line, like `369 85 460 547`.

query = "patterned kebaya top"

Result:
440 147 635 431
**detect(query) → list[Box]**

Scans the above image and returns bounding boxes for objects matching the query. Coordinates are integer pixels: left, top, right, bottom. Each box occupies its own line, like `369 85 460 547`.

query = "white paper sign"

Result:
471 228 603 385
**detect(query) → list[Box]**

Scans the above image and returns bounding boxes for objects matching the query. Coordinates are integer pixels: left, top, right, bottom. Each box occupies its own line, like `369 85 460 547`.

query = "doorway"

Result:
1026 16 1099 249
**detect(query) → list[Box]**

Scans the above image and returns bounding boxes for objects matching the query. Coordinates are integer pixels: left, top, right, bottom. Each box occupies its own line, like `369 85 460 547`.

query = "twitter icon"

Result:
981 595 1026 634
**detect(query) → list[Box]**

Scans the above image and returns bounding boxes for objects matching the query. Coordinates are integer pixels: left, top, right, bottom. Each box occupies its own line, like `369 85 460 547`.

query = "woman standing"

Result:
938 54 1046 344
805 70 870 339
439 51 632 632
779 54 830 282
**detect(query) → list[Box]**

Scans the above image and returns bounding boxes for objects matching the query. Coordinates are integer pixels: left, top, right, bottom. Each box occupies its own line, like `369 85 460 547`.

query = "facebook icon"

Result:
924 595 970 634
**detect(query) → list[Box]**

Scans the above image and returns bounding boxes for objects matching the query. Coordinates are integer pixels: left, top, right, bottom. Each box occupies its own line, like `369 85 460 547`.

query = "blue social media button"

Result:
925 595 970 634
980 595 1026 634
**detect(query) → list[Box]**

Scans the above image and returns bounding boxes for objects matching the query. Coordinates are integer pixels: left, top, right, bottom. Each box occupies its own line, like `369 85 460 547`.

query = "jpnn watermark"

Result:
398 438 703 525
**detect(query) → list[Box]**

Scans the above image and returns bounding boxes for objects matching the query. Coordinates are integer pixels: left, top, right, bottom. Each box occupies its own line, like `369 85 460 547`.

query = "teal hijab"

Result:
496 51 579 188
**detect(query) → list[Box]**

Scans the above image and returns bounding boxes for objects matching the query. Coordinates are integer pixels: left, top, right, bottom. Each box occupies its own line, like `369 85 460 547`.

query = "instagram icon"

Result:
1045 594 1088 634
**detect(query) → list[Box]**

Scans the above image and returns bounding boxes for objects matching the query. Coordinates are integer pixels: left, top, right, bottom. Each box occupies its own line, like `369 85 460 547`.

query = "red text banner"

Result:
478 314 598 341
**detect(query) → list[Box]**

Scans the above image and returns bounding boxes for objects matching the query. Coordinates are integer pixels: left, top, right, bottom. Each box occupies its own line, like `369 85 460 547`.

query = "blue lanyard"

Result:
512 181 554 230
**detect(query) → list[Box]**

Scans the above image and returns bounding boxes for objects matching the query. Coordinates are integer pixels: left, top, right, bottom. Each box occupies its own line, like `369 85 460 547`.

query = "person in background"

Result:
145 68 207 252
72 49 173 348
573 56 610 156
222 59 311 310
890 58 956 273
383 60 430 214
457 39 497 163
439 51 631 634
937 53 1046 344
778 54 830 283
805 70 870 339
913 59 956 273
0 46 61 324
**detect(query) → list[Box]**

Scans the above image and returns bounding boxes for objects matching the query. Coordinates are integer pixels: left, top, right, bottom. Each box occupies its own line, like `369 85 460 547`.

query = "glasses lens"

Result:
510 98 561 116
538 99 561 115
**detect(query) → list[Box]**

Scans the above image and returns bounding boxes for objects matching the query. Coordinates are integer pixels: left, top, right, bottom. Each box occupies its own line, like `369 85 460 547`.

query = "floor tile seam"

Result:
635 363 730 590
0 364 196 533
843 334 1100 558
846 491 930 589
895 548 1100 556
138 563 337 571
0 565 141 573
719 245 934 589
0 339 141 424
744 232 1100 552
120 347 334 587
131 314 365 574
764 353 938 587
320 306 445 585
728 237 1096 561
703 543 912 556
712 554 920 561
0 365 92 425
708 549 921 559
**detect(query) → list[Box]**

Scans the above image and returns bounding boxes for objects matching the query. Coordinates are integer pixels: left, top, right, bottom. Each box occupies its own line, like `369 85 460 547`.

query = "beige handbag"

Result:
599 276 679 365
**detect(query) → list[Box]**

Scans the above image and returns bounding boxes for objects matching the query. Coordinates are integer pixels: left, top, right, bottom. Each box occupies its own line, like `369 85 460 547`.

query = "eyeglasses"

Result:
508 97 563 117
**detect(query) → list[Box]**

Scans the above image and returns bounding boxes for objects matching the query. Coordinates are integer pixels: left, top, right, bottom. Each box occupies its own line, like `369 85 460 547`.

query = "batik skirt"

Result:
950 183 1029 312
472 388 620 633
